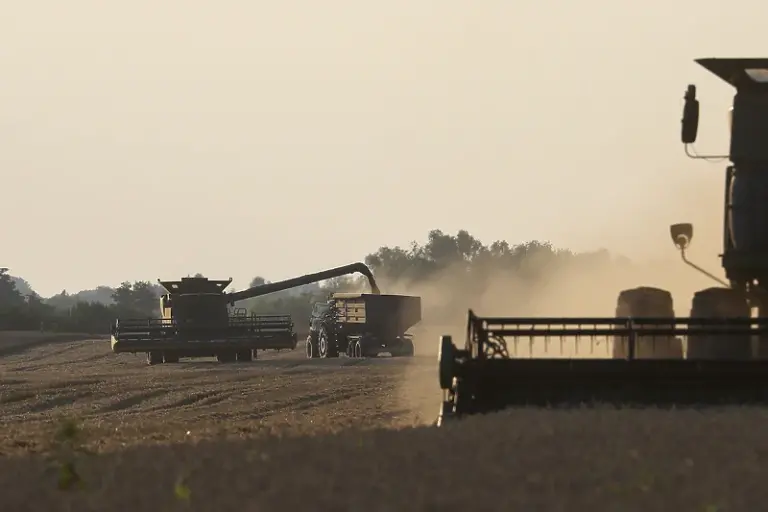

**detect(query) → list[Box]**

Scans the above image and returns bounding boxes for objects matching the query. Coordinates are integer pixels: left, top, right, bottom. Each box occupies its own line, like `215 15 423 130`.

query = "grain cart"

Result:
110 262 380 365
435 57 768 426
305 292 421 358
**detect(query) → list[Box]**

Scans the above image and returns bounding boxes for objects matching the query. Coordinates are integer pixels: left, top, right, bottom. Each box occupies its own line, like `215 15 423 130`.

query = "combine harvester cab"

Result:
306 293 421 358
111 262 384 365
437 57 768 425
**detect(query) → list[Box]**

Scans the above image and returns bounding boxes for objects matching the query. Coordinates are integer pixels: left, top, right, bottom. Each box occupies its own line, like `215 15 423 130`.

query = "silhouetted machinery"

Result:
110 262 381 365
436 58 768 425
305 292 421 359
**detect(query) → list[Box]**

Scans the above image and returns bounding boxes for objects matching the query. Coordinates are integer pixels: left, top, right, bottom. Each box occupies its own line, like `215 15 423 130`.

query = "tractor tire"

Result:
306 336 320 359
163 352 180 364
687 287 751 360
398 339 415 357
216 351 237 363
147 351 163 366
236 350 253 362
318 328 339 358
612 286 683 359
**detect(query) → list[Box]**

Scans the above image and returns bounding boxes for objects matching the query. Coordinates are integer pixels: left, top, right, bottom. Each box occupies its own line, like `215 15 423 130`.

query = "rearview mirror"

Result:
670 223 694 250
681 85 699 144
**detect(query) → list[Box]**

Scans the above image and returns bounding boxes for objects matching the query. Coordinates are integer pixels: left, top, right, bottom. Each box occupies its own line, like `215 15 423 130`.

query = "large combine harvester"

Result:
111 262 382 365
437 57 768 425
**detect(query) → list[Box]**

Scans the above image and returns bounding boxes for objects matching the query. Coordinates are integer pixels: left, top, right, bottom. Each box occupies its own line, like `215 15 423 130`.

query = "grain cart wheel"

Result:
306 335 320 359
438 336 456 391
318 328 339 358
687 287 751 360
353 340 364 358
400 339 415 357
147 351 163 365
216 351 237 363
612 286 684 359
236 350 253 362
163 352 180 364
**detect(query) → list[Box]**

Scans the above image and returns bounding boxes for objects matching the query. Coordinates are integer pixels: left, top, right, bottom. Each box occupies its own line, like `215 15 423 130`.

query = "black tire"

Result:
687 287 751 360
612 286 683 359
353 340 364 358
163 352 180 364
236 350 253 362
318 328 339 358
216 351 237 363
395 339 415 357
453 378 475 416
306 336 320 359
147 351 163 365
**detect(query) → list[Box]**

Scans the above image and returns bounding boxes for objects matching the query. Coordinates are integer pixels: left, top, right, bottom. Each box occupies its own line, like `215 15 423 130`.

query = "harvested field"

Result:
1 332 768 511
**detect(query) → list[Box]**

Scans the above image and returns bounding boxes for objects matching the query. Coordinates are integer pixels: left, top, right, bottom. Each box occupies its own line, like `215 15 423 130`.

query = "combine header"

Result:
437 58 768 425
111 262 381 365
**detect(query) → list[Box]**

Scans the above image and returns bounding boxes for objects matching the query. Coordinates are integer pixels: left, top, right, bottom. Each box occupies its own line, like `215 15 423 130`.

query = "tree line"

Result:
1 230 630 334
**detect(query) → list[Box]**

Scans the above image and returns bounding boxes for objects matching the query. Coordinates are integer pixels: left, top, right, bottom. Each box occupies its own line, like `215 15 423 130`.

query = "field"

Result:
2 332 768 511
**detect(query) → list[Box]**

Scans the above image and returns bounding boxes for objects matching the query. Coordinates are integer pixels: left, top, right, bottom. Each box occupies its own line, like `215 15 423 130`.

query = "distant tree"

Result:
249 276 268 288
0 268 24 308
111 281 160 317
131 281 160 315
10 275 34 296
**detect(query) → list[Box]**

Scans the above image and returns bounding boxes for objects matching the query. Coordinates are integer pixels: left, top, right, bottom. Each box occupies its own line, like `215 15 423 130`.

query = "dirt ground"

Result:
2 332 768 511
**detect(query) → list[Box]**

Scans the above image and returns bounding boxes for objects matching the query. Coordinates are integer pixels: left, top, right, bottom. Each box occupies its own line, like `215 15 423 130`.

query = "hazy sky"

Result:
3 0 766 296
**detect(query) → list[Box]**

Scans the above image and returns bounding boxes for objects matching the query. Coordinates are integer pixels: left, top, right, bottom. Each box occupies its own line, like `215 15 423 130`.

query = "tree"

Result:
249 276 268 288
0 268 24 308
111 281 160 317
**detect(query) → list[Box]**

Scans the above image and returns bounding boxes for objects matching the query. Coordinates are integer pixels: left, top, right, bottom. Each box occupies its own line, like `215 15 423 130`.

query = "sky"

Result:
2 0 766 297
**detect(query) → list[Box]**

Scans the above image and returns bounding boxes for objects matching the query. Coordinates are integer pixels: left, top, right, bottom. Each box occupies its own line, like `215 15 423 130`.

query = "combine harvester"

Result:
437 58 768 425
111 262 384 365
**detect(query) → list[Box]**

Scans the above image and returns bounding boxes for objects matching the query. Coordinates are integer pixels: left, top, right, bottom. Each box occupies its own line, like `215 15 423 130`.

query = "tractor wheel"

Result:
163 352 180 364
399 339 415 357
687 287 751 360
236 350 253 362
306 336 320 359
216 351 237 363
147 351 163 366
318 329 339 358
612 286 683 359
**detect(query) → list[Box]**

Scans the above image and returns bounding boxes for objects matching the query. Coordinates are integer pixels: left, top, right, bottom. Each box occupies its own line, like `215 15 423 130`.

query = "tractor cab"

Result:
311 301 332 318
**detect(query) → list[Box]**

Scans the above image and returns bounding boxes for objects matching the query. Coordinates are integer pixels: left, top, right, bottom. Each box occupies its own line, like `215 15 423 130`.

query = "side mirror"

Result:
681 85 699 144
670 223 694 250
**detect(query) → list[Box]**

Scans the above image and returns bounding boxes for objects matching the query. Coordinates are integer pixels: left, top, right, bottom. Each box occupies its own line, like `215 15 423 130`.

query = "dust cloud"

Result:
392 172 729 423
